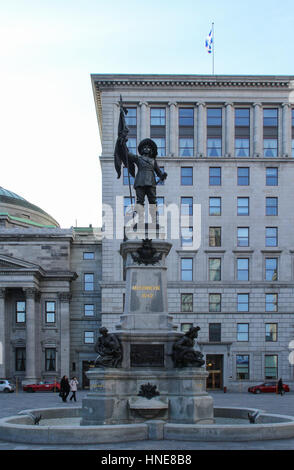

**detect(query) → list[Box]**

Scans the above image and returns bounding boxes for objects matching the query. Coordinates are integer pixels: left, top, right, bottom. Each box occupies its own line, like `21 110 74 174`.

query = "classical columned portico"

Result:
59 292 71 377
23 287 39 384
0 288 6 378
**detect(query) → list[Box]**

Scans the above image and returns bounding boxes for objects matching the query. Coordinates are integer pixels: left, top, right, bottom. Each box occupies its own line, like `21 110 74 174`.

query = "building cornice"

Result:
92 74 293 89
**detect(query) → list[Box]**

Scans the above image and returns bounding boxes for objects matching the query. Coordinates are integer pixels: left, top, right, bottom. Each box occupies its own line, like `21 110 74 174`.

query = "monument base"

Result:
81 368 214 425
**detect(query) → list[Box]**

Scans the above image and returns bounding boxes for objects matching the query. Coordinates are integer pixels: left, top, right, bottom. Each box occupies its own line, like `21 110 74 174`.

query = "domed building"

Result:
0 186 59 228
0 186 102 388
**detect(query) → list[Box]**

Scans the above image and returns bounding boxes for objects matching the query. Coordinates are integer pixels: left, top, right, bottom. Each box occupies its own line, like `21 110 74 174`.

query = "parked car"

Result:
23 381 60 393
0 379 15 393
248 381 290 394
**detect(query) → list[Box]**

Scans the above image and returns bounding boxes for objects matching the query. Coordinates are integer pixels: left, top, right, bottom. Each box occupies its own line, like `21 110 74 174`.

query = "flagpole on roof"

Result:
212 22 215 75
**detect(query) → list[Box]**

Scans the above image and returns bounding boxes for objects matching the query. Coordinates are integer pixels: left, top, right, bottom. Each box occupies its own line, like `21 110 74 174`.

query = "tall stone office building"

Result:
0 187 102 387
92 74 294 391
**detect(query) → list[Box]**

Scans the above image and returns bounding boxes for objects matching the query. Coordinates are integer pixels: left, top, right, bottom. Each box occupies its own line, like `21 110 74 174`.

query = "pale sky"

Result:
0 0 293 228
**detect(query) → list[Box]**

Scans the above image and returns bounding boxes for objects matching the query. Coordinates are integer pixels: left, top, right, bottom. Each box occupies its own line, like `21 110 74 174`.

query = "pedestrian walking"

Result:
69 376 79 402
277 378 284 396
60 375 70 402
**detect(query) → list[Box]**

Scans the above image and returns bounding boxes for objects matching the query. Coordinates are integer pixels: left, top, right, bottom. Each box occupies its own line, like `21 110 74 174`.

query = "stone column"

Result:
225 102 234 157
282 103 291 157
253 103 262 157
168 101 177 157
196 102 205 158
24 288 38 383
139 101 149 141
0 288 6 378
59 292 71 378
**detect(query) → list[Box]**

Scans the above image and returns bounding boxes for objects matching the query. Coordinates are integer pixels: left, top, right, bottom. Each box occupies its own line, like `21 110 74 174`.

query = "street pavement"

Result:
0 389 294 450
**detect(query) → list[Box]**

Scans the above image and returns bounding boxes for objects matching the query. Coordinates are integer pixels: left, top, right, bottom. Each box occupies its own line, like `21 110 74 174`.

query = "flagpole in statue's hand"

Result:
118 95 135 215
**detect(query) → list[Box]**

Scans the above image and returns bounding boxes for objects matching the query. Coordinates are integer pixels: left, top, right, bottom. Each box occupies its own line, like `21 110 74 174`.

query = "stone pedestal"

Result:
81 236 214 426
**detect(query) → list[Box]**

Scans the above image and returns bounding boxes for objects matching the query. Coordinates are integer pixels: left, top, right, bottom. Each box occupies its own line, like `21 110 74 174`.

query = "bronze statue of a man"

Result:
114 99 167 225
128 138 167 213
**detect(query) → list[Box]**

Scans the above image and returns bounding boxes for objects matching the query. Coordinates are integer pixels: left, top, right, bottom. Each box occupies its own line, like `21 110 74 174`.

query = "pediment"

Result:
0 254 41 271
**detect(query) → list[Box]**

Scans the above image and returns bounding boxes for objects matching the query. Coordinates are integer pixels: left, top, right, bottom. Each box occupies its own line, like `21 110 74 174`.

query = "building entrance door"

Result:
206 354 223 390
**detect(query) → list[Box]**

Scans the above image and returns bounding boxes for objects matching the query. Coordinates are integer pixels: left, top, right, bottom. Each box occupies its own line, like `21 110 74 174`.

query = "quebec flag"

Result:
205 29 213 54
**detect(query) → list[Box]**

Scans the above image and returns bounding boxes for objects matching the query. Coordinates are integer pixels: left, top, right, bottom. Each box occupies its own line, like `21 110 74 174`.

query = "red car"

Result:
23 381 60 393
248 381 290 394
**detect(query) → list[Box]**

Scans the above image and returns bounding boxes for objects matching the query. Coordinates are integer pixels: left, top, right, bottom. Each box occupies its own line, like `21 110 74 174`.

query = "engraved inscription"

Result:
130 344 164 367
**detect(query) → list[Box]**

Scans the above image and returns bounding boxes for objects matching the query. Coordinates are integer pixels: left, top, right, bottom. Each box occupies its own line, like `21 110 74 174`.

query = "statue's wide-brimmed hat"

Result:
138 138 158 158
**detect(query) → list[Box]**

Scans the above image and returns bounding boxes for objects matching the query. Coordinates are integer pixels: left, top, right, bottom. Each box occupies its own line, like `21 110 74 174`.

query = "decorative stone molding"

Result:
94 79 290 89
58 292 72 302
23 287 39 299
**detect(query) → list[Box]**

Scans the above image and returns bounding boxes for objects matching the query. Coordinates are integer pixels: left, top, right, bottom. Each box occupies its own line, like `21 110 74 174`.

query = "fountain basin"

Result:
1 406 294 444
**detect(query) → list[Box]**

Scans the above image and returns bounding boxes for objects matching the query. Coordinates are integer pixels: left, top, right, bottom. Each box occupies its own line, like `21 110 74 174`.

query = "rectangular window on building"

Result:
265 227 278 247
209 293 221 312
181 167 193 185
181 197 193 216
237 227 249 247
265 355 278 379
265 258 278 281
179 108 194 157
237 167 250 185
209 227 221 247
237 293 249 312
263 109 278 157
237 197 249 216
209 323 221 342
266 167 278 186
84 273 94 291
83 252 94 260
125 107 137 154
209 167 221 185
266 293 278 312
237 323 249 341
209 197 221 216
84 331 94 344
15 347 26 371
266 323 278 342
181 227 193 247
181 258 193 281
207 108 222 157
181 293 193 312
45 348 56 372
237 258 249 281
236 355 249 380
16 301 26 323
209 258 221 281
266 197 278 216
235 108 250 157
123 167 135 185
84 304 94 316
45 301 56 323
150 108 166 156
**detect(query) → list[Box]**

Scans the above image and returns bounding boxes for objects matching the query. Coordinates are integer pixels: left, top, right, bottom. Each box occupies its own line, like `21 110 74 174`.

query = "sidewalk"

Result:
0 390 294 450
